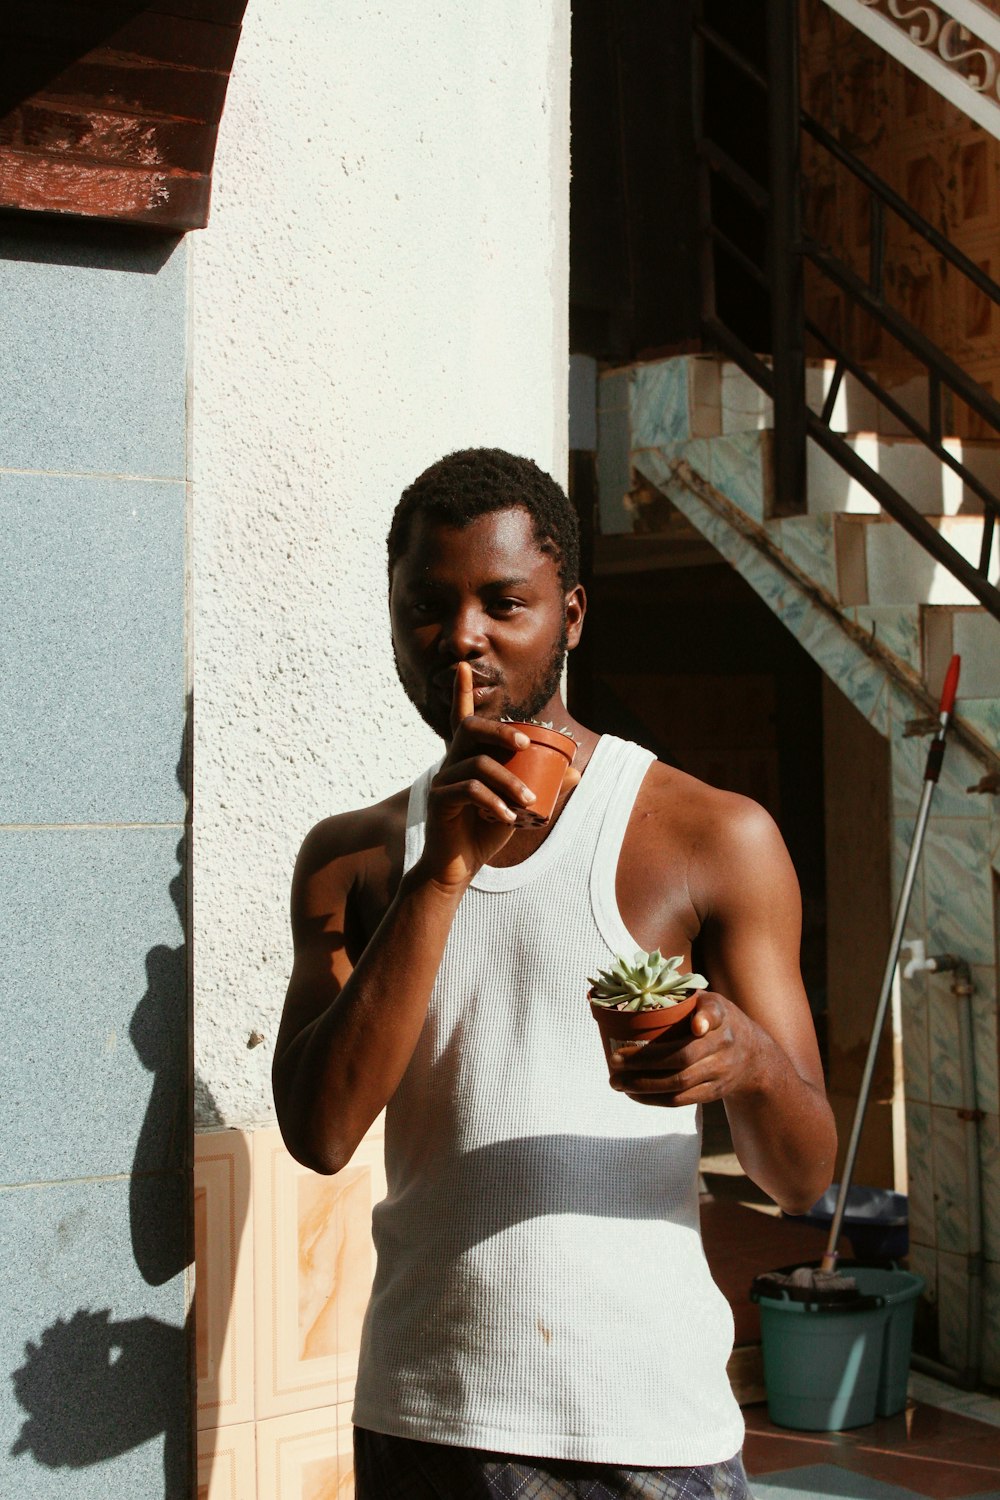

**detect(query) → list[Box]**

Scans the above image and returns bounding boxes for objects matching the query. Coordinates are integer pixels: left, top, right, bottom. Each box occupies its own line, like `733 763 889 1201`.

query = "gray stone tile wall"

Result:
0 225 190 1498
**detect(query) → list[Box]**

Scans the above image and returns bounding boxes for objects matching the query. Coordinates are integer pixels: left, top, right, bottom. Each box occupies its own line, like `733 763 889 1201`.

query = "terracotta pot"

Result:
500 723 577 826
589 989 699 1073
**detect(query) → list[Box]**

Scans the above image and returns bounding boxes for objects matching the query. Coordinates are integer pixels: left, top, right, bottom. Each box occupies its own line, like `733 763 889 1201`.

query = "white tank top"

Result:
352 735 745 1466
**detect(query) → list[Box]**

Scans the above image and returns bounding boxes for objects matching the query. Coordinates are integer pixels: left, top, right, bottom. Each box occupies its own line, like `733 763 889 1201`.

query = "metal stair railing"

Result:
693 0 1000 622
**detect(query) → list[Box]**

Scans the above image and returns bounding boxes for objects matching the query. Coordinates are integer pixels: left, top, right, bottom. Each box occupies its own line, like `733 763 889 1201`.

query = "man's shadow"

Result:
9 697 249 1496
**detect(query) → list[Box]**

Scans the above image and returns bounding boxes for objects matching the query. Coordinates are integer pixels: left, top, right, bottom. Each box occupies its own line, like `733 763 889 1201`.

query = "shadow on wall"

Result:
6 696 247 1497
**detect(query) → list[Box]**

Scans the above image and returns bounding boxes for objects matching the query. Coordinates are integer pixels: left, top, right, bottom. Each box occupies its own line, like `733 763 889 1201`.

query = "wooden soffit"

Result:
0 2 249 232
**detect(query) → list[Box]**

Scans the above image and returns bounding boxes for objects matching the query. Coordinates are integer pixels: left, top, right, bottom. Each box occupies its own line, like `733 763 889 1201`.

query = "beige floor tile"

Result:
253 1127 386 1419
197 1420 256 1500
256 1403 355 1500
195 1128 255 1430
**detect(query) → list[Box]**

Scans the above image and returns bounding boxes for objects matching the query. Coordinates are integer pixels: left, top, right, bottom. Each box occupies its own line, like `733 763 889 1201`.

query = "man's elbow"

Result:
777 1147 836 1217
276 1116 354 1176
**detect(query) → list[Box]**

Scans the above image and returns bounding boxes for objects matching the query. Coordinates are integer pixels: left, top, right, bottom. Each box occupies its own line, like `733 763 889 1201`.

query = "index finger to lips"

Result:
450 661 476 735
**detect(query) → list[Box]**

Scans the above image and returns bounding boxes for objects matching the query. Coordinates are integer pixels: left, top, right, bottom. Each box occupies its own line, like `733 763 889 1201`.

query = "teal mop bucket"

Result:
751 1265 924 1430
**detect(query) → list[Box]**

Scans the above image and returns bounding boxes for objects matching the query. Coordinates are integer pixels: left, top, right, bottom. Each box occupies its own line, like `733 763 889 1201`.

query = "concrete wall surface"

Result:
0 227 191 1496
190 0 571 1126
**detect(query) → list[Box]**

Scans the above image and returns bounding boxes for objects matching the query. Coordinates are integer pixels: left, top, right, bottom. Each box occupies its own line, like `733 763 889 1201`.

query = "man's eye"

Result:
490 598 522 615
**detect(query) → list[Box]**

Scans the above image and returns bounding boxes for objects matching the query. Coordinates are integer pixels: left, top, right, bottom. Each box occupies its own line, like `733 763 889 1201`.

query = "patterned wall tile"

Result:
983 1260 1000 1386
931 1104 971 1256
773 515 839 598
901 973 930 1106
253 1127 386 1421
851 607 921 675
923 818 994 966
936 1249 972 1373
959 702 1000 750
739 545 805 624
708 433 772 522
981 1113 1000 1266
194 1130 254 1431
196 1421 256 1500
906 1099 935 1248
256 1402 354 1500
669 437 715 492
893 734 993 823
788 614 888 732
971 966 999 1116
928 974 965 1110
631 359 689 449
892 816 926 937
908 1240 937 1308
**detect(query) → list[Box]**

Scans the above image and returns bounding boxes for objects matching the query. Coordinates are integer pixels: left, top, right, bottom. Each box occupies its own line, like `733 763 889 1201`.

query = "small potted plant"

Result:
588 950 708 1070
498 716 577 826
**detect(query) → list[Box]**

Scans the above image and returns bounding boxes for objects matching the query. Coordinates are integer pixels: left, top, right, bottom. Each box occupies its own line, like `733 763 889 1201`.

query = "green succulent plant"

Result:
588 950 708 1012
500 715 577 740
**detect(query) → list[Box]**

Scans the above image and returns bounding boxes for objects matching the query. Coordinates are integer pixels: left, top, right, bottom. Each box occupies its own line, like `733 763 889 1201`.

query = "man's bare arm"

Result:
612 798 836 1214
273 817 467 1174
273 663 551 1174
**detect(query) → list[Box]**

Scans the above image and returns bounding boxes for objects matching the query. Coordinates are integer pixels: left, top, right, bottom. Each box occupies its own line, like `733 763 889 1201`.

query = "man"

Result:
273 448 836 1500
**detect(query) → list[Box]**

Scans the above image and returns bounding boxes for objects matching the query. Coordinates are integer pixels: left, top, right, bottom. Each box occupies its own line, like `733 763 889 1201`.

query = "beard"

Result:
394 619 569 740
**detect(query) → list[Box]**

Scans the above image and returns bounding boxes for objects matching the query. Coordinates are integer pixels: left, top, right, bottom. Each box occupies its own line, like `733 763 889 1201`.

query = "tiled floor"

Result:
746 1376 1000 1500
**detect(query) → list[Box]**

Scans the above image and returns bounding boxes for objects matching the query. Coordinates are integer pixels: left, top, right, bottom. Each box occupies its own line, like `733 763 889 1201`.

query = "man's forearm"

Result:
275 866 463 1174
725 1033 836 1215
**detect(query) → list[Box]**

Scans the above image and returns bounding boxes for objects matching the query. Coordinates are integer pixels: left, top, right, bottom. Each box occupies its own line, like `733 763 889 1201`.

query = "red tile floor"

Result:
744 1384 1000 1499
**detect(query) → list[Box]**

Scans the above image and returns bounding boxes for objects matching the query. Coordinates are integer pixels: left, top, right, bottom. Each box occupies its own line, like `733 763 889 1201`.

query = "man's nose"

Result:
438 604 487 660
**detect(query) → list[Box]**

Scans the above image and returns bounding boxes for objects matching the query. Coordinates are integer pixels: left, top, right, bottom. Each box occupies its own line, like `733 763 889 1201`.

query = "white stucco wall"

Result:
190 0 570 1125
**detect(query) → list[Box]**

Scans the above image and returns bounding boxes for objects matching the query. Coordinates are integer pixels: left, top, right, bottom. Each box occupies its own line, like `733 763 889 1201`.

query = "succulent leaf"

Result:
588 949 708 1011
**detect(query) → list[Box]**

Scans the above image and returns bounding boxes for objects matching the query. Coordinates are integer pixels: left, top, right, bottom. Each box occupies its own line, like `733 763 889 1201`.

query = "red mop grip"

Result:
939 654 961 717
925 655 960 783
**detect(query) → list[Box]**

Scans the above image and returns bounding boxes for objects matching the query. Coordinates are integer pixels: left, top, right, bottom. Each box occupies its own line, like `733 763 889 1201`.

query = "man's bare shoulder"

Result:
292 787 410 922
298 788 409 868
636 759 775 842
632 759 789 904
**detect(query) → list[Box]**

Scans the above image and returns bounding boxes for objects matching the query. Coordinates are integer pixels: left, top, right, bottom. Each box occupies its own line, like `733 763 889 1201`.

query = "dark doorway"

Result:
569 555 829 1059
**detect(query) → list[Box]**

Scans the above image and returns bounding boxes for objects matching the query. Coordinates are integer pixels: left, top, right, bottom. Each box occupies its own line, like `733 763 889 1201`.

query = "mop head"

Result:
751 1265 859 1305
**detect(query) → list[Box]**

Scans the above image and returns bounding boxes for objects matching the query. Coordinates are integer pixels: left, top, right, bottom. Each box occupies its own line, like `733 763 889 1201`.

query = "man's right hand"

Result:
417 662 538 891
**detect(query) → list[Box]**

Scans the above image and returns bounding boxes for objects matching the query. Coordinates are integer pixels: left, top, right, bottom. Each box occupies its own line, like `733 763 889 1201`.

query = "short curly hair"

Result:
387 448 580 589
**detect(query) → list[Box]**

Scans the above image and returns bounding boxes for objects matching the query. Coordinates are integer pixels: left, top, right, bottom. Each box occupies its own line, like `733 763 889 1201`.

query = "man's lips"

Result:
431 669 501 706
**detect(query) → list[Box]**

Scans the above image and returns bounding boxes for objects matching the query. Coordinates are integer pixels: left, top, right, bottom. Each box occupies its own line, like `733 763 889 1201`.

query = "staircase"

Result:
597 352 1000 757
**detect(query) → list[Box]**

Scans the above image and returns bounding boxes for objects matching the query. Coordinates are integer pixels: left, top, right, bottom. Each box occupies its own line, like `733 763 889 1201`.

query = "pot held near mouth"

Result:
500 723 577 827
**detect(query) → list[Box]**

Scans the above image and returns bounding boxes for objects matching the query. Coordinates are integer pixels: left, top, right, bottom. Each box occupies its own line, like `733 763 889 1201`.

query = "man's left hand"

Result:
608 991 768 1106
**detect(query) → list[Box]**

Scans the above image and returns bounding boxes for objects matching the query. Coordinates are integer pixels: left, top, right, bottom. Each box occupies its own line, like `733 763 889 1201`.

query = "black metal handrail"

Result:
693 2 1000 622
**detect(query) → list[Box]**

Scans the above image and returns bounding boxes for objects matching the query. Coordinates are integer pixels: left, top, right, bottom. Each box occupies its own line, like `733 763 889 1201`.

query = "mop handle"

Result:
820 655 961 1272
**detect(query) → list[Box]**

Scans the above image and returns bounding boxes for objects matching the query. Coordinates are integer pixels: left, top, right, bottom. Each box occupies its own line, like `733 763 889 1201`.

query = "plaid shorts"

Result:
353 1427 752 1499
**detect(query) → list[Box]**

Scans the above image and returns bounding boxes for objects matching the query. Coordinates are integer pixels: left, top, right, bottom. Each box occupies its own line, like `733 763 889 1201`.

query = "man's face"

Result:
389 507 584 740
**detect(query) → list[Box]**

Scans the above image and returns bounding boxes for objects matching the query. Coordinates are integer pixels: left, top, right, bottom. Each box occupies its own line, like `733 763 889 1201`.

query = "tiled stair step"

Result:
709 360 970 440
807 432 1000 518
771 517 1000 742
833 513 999 609
923 605 1000 700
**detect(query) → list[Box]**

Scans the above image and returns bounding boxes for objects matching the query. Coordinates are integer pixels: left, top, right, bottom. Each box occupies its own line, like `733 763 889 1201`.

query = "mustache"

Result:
431 665 503 692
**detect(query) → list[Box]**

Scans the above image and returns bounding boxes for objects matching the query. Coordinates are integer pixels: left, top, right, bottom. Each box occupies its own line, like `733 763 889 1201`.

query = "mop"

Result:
755 654 961 1301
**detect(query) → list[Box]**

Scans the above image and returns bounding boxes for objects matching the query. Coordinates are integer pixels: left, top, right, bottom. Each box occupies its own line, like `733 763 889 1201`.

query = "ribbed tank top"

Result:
352 735 745 1466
